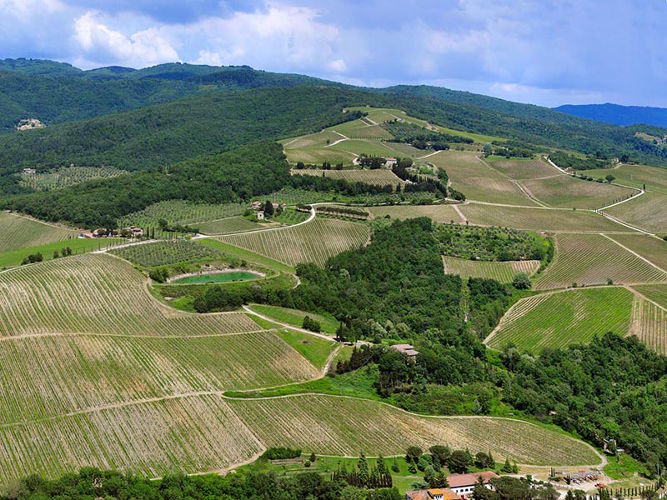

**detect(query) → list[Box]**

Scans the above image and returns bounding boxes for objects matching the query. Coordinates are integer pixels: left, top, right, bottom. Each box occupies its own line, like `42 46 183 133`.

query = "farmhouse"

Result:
406 488 460 500
391 343 420 359
251 201 262 210
256 211 265 220
446 471 499 498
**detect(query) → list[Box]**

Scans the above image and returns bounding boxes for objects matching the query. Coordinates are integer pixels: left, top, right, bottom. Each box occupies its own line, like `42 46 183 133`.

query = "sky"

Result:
0 0 666 107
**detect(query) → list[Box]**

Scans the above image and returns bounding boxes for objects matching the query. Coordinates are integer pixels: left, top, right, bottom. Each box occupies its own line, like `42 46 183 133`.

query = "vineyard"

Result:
283 130 356 165
0 395 263 484
606 191 667 233
459 203 626 232
369 204 462 224
0 254 261 338
0 331 320 424
218 218 370 266
429 151 537 206
227 394 600 466
20 166 126 191
629 295 666 355
110 240 223 267
442 256 539 282
632 284 667 308
579 163 667 193
487 158 557 180
605 234 667 271
197 216 265 235
291 168 405 187
118 200 246 228
533 234 667 290
486 287 634 354
0 212 78 253
522 175 636 209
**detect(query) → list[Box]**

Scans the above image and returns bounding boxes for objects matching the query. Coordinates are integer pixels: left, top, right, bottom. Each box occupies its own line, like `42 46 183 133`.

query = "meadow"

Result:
369 204 463 224
486 287 634 354
0 237 123 269
442 256 540 282
429 151 537 206
0 212 78 253
533 233 667 290
218 217 370 267
579 163 667 194
522 175 636 209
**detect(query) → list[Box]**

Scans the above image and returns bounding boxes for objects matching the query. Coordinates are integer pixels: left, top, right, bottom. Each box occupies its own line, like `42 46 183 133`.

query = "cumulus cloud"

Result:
72 11 179 68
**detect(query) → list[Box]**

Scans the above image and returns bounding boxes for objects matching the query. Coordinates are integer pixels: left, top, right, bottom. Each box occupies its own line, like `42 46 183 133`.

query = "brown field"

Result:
522 175 636 209
605 234 667 271
369 204 463 224
429 151 537 206
488 158 558 180
459 203 624 232
606 192 667 233
629 295 666 355
533 233 667 290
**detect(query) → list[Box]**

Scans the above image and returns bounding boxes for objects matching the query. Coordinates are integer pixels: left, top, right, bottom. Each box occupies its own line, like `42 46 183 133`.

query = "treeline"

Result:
391 158 448 197
1 142 290 228
549 151 616 170
0 467 401 500
383 120 473 150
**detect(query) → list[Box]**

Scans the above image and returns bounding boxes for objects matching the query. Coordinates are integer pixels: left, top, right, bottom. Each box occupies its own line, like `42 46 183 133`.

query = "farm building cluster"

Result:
250 200 286 220
406 471 499 500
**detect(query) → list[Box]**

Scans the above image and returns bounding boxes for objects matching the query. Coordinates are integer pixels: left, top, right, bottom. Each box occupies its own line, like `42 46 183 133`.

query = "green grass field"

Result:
218 217 370 267
247 304 340 335
272 329 337 369
533 233 666 290
292 168 404 187
198 239 295 274
486 287 634 354
0 212 78 253
631 284 667 308
0 237 123 269
369 204 463 224
442 256 540 282
579 164 667 194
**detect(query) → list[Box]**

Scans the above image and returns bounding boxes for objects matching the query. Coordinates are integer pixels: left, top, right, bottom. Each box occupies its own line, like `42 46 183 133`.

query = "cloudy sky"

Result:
1 0 665 107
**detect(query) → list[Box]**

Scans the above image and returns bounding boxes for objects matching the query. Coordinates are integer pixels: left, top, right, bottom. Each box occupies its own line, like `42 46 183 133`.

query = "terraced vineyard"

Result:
522 175 636 209
460 203 625 232
292 168 404 187
442 256 540 282
110 240 223 267
0 395 263 484
218 218 370 266
0 212 78 253
0 254 260 337
486 287 634 354
20 166 126 191
118 200 246 227
227 395 600 466
0 332 320 423
430 151 536 206
629 296 666 355
534 234 667 290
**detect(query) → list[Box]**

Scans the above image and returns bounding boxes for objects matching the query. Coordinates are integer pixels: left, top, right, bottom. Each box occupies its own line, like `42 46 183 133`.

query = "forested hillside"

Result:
555 103 667 127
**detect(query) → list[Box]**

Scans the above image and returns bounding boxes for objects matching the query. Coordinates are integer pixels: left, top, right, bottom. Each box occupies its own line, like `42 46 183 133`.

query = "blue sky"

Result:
0 0 665 107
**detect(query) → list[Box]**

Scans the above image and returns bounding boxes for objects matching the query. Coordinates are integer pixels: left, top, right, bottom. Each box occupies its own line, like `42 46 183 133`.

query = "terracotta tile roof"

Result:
447 471 499 488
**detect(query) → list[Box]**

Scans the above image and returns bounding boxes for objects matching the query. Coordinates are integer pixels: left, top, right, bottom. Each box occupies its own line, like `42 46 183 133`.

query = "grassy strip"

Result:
272 329 337 369
0 238 124 269
248 303 339 334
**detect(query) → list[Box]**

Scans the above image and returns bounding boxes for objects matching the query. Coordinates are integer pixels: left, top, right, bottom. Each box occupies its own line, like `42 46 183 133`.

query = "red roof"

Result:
447 471 499 488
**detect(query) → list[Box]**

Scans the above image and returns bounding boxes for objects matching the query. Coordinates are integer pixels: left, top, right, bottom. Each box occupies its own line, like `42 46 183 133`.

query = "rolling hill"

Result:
555 103 667 127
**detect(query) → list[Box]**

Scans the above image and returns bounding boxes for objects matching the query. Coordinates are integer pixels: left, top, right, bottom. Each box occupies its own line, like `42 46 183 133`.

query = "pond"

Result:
169 270 262 285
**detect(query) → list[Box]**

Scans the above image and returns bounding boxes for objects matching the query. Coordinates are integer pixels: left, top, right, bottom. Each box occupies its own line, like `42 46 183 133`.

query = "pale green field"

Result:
629 295 666 355
605 234 667 271
442 256 540 282
118 200 246 227
632 284 667 308
369 204 463 224
0 212 78 253
0 237 123 269
328 138 399 157
522 175 636 209
533 233 667 290
606 191 667 233
20 166 126 191
198 216 266 235
487 287 634 354
579 164 667 194
248 303 340 335
292 168 404 187
487 157 557 180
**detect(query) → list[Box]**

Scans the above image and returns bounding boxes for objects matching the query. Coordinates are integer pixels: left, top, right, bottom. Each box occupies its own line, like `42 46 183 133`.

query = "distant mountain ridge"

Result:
555 103 667 127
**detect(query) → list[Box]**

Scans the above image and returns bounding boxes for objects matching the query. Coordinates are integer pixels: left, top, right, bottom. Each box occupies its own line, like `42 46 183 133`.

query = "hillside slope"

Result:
555 103 667 127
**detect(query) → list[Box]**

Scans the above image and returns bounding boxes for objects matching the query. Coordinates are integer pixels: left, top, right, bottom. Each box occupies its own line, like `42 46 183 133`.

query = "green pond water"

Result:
171 271 260 284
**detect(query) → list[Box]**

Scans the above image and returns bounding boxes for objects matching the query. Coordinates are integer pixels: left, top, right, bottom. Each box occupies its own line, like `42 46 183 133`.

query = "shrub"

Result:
405 446 423 464
448 450 473 474
302 315 321 333
512 272 532 290
260 447 302 460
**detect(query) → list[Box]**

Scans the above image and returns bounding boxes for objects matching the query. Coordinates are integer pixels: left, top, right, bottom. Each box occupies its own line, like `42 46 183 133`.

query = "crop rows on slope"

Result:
110 240 221 267
198 217 264 235
292 168 404 187
522 175 635 209
632 284 667 308
0 212 77 253
227 394 600 466
442 256 539 282
606 192 667 234
0 332 319 425
0 254 259 337
118 200 246 228
533 234 667 290
20 166 126 191
0 395 263 484
486 287 634 354
629 296 666 355
218 218 370 266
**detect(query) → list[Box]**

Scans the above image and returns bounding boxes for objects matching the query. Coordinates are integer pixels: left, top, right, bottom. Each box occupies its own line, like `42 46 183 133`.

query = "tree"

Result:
512 272 531 290
448 450 473 474
501 457 513 473
406 446 423 464
391 458 400 473
357 453 369 486
606 174 616 183
264 200 274 216
302 316 321 333
429 445 451 466
309 452 316 463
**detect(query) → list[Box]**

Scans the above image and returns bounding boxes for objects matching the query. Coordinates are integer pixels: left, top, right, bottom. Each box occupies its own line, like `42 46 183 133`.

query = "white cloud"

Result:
327 58 347 72
73 11 179 68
